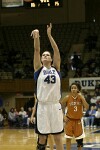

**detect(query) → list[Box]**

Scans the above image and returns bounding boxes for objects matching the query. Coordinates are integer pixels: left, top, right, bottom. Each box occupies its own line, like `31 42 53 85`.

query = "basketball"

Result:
34 29 39 32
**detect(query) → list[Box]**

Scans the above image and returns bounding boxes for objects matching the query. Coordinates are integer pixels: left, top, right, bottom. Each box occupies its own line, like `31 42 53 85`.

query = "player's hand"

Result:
31 29 39 39
63 115 69 123
47 23 52 36
30 116 34 124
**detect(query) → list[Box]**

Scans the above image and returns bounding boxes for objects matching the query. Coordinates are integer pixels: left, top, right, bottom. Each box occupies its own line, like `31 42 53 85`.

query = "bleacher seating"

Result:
0 22 100 79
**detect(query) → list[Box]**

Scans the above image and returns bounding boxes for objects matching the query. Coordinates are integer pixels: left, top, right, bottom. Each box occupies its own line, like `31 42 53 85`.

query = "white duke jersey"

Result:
34 66 61 102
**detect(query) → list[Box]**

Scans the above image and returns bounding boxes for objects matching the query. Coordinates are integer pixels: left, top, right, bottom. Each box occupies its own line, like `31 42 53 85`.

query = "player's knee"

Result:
76 138 83 147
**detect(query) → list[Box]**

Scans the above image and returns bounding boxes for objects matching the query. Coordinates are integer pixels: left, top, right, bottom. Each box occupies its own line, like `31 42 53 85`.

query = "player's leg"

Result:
76 138 83 150
47 134 54 150
53 133 64 150
74 119 85 150
66 138 71 150
37 134 48 150
64 119 73 150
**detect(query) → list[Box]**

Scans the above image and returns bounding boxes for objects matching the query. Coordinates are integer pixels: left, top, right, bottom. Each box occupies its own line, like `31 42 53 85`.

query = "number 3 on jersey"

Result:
74 106 77 111
44 75 56 84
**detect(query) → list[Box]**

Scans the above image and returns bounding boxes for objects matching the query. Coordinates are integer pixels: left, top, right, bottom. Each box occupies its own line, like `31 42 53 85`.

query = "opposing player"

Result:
31 23 64 150
60 82 89 150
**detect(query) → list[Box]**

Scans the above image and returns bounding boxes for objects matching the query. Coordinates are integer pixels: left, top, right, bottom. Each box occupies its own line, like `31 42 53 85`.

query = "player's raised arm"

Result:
31 29 42 71
47 23 61 71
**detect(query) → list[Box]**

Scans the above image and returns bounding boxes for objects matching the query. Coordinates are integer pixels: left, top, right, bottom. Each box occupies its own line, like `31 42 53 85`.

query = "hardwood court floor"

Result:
0 126 100 150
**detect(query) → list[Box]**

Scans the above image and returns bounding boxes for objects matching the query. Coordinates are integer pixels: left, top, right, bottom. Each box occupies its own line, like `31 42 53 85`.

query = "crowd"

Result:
83 106 100 128
0 106 35 128
69 51 100 78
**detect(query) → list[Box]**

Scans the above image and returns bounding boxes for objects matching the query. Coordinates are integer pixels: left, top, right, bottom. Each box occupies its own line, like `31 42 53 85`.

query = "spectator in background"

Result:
19 107 27 118
0 109 4 127
74 68 82 77
85 106 96 128
14 108 19 116
95 80 100 108
94 107 100 127
86 62 97 77
27 107 32 127
19 107 27 127
71 51 83 71
13 108 20 127
90 93 98 106
1 108 8 120
81 67 88 77
71 51 79 70
8 108 16 127
82 90 91 106
96 96 100 108
95 81 100 96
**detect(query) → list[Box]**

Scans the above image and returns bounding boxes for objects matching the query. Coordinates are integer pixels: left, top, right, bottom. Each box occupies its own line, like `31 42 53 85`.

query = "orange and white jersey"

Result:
66 94 83 119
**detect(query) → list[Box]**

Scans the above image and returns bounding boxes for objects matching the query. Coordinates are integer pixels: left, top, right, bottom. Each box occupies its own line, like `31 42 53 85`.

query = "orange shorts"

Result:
64 118 83 138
